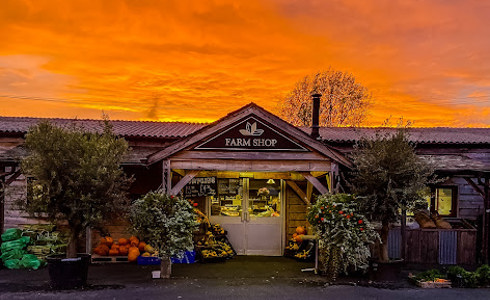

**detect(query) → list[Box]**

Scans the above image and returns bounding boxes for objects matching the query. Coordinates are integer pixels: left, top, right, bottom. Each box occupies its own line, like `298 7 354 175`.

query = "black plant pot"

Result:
370 259 404 281
47 253 91 289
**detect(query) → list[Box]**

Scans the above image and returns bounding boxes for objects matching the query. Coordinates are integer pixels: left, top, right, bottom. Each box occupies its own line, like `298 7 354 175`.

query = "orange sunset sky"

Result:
0 0 489 127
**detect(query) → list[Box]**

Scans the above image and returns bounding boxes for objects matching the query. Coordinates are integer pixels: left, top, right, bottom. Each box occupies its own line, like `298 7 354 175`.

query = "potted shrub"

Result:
130 192 198 278
306 193 379 281
350 126 434 279
20 120 132 288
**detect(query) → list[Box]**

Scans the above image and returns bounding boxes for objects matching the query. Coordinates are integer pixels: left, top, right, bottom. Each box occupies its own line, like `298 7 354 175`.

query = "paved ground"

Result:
1 256 489 299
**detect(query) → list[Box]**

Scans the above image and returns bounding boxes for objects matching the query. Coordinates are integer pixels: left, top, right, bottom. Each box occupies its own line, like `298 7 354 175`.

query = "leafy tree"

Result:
130 192 197 278
21 120 132 257
279 68 372 126
350 127 434 262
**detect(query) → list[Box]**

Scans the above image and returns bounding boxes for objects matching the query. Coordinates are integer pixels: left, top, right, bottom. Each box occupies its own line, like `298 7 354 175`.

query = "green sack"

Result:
1 236 30 252
3 259 20 269
1 228 22 242
0 248 24 261
19 254 42 270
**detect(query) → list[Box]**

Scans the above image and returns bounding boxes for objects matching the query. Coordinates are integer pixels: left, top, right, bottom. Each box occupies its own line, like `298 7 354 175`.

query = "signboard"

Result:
183 177 217 198
194 116 308 151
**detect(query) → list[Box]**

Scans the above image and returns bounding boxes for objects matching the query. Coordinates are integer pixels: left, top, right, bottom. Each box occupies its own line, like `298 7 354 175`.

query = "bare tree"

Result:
279 68 372 127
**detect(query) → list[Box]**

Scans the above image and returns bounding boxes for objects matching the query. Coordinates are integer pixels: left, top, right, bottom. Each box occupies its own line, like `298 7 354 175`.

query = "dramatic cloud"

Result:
0 0 488 126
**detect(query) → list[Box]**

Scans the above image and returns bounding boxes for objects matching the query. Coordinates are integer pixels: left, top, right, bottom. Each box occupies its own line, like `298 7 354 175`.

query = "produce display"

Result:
1 227 45 270
92 235 156 262
194 220 235 262
284 226 315 261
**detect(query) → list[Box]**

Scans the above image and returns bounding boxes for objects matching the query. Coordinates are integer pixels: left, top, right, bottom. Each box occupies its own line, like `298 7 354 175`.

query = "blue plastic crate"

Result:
137 256 161 265
171 251 196 264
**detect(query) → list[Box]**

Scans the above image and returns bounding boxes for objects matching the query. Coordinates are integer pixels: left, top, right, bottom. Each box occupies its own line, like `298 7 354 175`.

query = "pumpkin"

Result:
119 246 129 256
118 238 129 245
111 244 120 251
94 244 110 256
295 226 306 235
108 248 119 256
100 236 114 247
138 241 147 251
294 235 303 243
128 247 140 262
292 233 298 238
142 252 151 257
129 236 140 246
93 245 109 256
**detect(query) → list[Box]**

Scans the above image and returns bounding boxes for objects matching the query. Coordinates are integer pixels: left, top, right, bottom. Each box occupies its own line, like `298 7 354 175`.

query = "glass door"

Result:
208 177 284 256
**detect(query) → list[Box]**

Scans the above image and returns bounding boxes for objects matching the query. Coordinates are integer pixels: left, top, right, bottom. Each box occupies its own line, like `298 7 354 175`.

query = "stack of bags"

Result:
0 228 42 270
22 224 68 261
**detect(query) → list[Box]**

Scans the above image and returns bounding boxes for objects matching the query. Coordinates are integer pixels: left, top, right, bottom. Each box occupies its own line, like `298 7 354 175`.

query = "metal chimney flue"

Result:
311 93 321 140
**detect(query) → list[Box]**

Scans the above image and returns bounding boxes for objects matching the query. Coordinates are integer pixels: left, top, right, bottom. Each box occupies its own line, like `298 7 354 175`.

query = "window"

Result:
427 187 457 217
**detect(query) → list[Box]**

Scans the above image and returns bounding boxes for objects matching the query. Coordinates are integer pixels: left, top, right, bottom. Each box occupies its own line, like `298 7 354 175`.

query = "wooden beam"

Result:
5 170 21 185
170 170 199 196
169 159 331 172
465 178 485 197
300 172 329 195
286 180 309 205
306 181 313 203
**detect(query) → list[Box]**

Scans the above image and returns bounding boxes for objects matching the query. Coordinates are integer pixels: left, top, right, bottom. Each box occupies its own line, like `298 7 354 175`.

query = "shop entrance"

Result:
208 178 284 256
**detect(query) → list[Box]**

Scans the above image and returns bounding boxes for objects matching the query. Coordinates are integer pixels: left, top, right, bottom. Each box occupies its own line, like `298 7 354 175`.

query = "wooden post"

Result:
401 209 407 260
484 176 490 264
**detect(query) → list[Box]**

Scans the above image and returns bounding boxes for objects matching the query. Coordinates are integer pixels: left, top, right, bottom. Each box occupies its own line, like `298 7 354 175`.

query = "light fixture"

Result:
267 179 275 185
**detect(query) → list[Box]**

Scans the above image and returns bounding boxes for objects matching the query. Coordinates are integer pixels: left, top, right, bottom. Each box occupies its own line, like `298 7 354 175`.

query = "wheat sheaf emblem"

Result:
239 122 264 136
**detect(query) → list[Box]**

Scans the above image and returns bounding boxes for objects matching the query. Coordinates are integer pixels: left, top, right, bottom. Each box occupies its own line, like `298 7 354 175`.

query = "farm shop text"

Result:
225 137 278 147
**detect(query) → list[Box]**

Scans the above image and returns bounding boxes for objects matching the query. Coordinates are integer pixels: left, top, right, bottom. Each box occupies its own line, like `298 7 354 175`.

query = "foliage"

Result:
475 264 490 287
350 126 435 261
130 192 198 259
414 269 445 282
20 120 132 257
306 193 379 281
447 266 478 288
279 68 372 127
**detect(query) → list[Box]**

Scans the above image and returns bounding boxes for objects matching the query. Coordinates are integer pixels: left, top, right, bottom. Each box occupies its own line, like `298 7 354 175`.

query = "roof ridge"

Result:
0 115 208 125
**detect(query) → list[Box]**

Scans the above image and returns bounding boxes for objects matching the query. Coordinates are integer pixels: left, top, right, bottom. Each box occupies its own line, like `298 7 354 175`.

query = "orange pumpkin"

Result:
119 246 129 256
94 244 110 255
294 235 303 243
108 248 119 256
129 236 140 246
128 247 140 262
292 233 298 238
111 244 120 251
118 238 129 245
138 241 147 251
295 226 306 235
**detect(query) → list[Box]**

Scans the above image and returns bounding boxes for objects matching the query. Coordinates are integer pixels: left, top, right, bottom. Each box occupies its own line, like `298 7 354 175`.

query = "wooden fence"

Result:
388 227 477 266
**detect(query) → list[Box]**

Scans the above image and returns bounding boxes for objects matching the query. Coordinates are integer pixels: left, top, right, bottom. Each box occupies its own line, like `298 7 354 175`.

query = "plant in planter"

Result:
130 192 198 278
20 120 132 287
306 193 379 281
350 126 434 263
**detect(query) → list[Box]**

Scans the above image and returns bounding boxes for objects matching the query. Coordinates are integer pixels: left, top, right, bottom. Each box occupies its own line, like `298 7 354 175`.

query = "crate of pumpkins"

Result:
92 236 155 263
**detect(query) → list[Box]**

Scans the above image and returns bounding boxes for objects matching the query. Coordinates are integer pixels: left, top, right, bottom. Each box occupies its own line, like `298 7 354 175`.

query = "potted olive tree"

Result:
350 127 434 279
130 192 197 278
20 120 132 288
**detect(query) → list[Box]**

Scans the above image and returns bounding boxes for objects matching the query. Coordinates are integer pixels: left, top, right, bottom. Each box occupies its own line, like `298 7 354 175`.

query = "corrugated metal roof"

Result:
1 116 489 144
0 116 206 139
300 127 490 144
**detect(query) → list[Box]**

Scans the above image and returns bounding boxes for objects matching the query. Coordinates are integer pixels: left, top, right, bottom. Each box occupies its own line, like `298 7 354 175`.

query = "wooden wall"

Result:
452 177 485 219
285 183 308 239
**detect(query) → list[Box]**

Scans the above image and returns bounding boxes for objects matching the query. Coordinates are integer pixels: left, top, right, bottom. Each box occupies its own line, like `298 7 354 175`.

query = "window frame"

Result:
429 186 458 217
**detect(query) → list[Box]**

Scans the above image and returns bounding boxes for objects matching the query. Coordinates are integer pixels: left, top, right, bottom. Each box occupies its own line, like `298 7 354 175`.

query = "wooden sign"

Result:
183 177 217 198
194 116 307 151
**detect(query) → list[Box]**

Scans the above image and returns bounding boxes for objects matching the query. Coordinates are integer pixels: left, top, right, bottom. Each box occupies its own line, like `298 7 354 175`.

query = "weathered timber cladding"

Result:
405 229 477 266
286 184 308 238
448 177 485 219
3 175 52 228
458 230 477 265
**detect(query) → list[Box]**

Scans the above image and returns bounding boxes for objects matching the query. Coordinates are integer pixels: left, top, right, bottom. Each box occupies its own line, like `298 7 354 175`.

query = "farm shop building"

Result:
0 103 489 263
